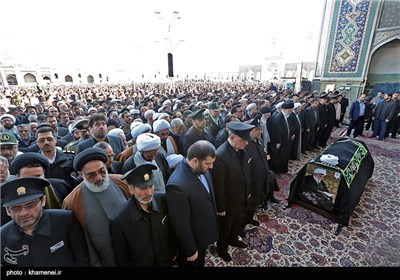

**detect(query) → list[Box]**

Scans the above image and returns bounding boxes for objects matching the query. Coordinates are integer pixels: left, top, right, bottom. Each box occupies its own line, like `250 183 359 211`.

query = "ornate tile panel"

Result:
378 0 400 28
323 0 378 78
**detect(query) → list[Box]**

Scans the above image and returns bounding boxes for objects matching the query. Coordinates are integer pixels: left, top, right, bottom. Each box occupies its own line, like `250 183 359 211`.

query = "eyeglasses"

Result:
37 137 55 143
83 167 107 180
106 154 115 159
8 199 41 213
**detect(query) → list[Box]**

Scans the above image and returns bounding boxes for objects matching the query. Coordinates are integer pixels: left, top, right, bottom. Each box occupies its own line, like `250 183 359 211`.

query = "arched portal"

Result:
87 75 94 83
366 39 400 96
65 75 73 83
24 73 37 83
6 74 18 85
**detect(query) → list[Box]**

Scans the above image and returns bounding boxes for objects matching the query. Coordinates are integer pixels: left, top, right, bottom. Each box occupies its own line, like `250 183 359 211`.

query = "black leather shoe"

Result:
229 240 247 248
269 197 280 203
247 219 260 226
217 250 232 262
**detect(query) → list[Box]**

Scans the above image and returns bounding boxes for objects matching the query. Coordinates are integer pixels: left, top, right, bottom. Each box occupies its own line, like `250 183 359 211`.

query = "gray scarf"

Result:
82 179 126 266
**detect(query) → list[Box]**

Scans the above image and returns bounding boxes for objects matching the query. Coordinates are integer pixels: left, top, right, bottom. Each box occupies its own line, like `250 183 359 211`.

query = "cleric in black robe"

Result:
268 102 293 173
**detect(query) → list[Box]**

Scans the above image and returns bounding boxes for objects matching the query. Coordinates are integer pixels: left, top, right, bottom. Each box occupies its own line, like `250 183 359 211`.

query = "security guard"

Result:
1 177 89 267
63 119 90 154
110 164 176 267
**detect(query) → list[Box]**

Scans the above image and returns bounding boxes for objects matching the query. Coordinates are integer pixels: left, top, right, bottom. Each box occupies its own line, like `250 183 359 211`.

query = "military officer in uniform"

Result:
63 119 90 154
212 121 255 262
110 164 176 267
1 177 89 267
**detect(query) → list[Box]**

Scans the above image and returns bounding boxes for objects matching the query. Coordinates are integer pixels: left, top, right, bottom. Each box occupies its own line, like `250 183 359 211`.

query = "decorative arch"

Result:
42 75 51 83
65 75 73 83
87 75 94 83
6 74 18 85
371 36 400 57
366 38 400 94
24 73 37 83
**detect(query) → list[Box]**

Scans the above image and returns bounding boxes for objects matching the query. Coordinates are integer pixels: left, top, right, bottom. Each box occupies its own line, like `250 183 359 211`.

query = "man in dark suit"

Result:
346 94 366 138
212 122 255 262
75 114 125 156
166 140 219 267
1 177 89 267
110 164 176 267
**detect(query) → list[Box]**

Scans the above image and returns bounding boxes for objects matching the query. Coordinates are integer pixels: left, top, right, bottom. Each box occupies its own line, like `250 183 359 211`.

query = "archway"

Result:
366 39 400 96
87 75 94 83
65 75 73 83
24 73 37 83
6 74 18 85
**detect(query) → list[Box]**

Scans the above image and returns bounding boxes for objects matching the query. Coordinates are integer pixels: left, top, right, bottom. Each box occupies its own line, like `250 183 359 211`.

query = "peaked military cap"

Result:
121 163 157 188
1 177 49 207
73 119 89 131
188 108 206 120
227 121 255 142
208 102 221 111
0 132 18 145
245 115 261 128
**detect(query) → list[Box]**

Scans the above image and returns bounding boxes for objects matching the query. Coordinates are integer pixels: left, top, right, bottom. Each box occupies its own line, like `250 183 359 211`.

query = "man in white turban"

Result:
122 133 170 192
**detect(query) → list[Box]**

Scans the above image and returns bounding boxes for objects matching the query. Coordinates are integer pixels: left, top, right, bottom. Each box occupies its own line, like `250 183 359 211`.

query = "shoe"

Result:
269 197 280 203
217 250 232 262
229 239 247 248
247 219 260 226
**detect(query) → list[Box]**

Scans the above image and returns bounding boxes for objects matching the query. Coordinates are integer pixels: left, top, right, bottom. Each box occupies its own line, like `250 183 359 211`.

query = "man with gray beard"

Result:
269 102 294 174
63 147 130 267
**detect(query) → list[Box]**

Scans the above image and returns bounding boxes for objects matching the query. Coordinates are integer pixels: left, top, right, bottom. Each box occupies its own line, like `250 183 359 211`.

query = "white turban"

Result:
108 128 124 137
88 107 97 113
130 109 140 115
130 121 142 130
153 113 161 121
158 113 169 120
246 103 256 111
294 102 301 110
313 168 327 176
0 114 16 123
166 154 184 169
136 133 161 152
144 110 155 119
153 119 170 133
163 99 171 106
131 123 152 138
275 101 284 109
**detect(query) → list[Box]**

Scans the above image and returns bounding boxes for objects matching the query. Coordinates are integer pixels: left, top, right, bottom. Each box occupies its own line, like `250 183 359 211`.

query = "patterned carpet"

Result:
205 128 400 267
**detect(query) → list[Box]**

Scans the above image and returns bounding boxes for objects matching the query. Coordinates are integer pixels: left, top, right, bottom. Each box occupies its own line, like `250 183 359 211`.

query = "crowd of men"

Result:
1 81 399 267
